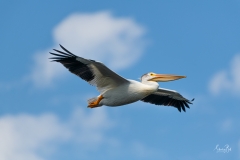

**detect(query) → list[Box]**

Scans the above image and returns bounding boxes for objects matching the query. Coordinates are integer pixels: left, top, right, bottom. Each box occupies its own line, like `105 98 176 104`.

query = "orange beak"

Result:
150 74 186 82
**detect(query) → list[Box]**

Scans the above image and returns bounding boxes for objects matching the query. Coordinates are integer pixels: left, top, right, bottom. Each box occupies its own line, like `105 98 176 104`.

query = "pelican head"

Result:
141 72 186 82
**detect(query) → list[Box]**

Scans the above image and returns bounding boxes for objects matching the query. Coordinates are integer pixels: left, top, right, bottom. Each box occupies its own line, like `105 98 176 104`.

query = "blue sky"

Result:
1 0 240 160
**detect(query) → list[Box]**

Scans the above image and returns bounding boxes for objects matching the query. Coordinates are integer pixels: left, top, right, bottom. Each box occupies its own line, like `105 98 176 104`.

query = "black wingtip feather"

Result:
49 45 95 82
59 44 75 56
53 49 75 57
141 94 193 113
183 101 190 108
180 102 186 112
177 106 181 112
49 52 70 58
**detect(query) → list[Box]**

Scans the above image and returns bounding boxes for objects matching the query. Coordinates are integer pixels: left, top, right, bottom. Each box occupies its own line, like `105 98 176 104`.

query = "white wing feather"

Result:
50 45 129 93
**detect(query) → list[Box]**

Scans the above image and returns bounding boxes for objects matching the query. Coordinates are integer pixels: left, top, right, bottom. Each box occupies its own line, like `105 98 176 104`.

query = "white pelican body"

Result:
50 45 193 112
100 80 158 106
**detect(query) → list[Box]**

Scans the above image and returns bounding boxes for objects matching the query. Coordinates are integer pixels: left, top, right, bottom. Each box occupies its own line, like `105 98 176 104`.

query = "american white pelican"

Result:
50 45 193 112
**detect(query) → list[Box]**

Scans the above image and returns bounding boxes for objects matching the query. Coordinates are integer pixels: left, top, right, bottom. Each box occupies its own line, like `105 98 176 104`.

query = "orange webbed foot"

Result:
87 95 104 108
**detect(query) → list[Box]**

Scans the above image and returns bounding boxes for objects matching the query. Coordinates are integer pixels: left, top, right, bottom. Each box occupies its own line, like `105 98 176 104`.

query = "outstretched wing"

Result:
50 45 129 93
141 88 194 112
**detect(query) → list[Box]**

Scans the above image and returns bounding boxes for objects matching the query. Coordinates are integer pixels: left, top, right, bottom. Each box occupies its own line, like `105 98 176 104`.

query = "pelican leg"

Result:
88 95 104 108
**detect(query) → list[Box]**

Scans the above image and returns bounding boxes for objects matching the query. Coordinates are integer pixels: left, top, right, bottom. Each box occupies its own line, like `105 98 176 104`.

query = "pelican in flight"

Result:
50 45 193 112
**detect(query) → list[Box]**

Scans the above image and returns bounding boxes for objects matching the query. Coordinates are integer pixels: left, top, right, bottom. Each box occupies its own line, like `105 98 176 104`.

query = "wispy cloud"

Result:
0 108 114 160
0 113 69 160
209 54 240 95
29 11 147 87
69 107 114 149
30 49 63 87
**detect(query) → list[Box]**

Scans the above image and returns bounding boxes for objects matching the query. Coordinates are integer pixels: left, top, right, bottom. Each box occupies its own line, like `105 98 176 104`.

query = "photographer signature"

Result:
214 144 231 153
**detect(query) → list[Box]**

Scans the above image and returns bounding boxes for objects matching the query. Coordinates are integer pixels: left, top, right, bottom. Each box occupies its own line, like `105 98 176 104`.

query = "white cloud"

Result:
0 113 69 160
0 108 114 160
30 49 63 87
30 11 146 87
69 107 114 149
209 54 240 95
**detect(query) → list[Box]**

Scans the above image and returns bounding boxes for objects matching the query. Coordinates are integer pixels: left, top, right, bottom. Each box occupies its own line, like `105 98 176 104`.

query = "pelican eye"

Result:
149 73 154 76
